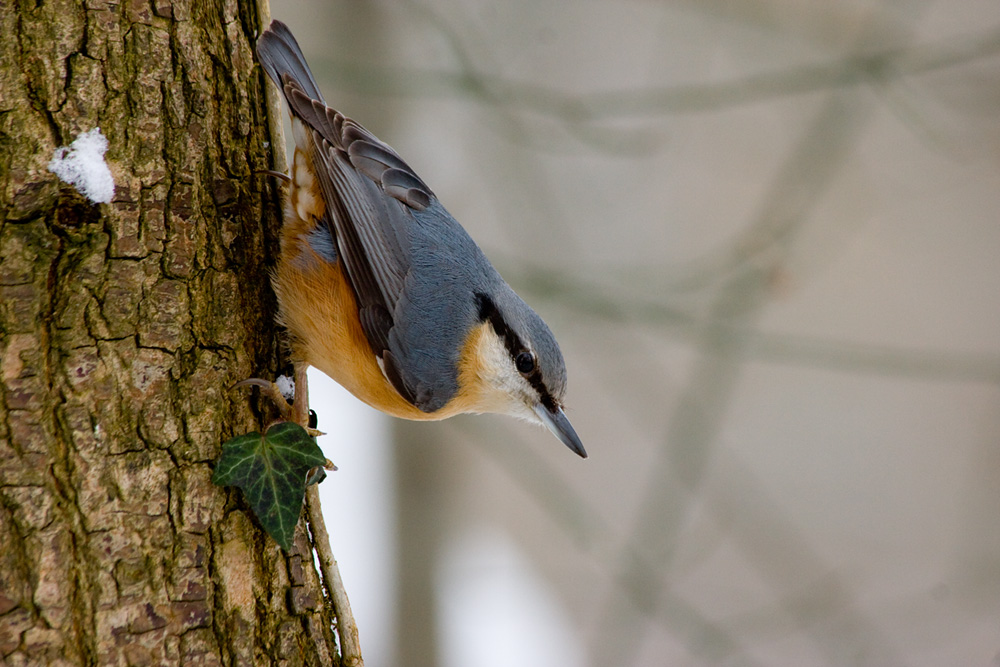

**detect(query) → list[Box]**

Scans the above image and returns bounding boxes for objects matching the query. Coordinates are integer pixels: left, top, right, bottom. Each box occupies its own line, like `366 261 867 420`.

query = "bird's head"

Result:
458 291 586 458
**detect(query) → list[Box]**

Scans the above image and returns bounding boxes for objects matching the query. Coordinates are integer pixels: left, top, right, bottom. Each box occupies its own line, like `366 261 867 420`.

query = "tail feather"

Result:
257 20 325 104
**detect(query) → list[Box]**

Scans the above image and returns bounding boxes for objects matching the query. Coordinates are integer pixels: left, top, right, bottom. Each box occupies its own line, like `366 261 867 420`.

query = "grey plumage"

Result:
257 21 569 415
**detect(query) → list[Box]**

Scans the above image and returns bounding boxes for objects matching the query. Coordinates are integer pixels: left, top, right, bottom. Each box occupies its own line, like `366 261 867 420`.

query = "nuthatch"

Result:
256 21 586 458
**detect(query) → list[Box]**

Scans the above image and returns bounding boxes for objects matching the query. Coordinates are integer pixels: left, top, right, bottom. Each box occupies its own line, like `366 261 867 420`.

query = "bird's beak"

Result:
533 403 587 458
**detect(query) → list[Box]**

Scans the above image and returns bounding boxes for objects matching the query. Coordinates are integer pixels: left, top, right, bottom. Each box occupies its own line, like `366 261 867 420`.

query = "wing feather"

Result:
258 21 452 411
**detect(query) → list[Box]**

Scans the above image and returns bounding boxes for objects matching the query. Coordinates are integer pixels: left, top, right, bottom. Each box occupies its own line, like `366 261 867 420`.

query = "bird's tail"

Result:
257 20 325 104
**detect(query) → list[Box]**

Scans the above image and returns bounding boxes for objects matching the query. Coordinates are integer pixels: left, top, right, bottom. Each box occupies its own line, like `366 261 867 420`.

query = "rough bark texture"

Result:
0 0 341 664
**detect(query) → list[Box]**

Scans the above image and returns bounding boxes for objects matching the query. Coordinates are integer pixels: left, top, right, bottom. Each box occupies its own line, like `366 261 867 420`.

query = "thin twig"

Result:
306 485 365 667
291 364 310 427
258 3 289 177
254 4 359 662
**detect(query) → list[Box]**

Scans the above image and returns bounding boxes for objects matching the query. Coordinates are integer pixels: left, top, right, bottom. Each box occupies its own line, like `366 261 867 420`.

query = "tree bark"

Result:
0 0 341 664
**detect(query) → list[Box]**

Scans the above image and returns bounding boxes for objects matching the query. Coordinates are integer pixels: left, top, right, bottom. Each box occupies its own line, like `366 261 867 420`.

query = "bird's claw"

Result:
233 377 295 422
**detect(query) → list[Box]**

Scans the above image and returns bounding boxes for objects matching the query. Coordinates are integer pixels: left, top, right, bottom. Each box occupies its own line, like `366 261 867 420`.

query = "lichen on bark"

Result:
0 0 341 664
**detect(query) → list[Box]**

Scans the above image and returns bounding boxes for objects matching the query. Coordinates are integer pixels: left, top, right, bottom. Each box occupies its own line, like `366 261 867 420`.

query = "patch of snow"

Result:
48 128 115 204
275 375 295 401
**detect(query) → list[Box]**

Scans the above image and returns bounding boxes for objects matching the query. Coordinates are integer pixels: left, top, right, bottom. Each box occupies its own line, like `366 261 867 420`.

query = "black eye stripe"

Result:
475 293 524 360
475 293 557 411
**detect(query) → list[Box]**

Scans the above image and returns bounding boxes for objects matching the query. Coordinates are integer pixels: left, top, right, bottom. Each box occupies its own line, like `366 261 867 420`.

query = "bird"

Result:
255 20 586 458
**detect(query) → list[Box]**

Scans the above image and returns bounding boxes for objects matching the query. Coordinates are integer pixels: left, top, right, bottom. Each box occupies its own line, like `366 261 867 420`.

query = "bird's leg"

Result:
290 364 338 476
232 377 295 421
290 363 310 428
233 368 325 438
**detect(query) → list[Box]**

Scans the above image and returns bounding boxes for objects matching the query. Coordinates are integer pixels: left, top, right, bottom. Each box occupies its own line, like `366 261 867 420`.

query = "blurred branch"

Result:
705 455 900 664
314 24 1000 122
448 417 767 667
507 264 1000 386
432 0 664 155
588 14 908 653
363 3 998 664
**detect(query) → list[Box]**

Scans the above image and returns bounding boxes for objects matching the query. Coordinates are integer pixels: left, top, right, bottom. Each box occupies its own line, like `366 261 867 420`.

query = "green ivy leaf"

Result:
212 422 326 551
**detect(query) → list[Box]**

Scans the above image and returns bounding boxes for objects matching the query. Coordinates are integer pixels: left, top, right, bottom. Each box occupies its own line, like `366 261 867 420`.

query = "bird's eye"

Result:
515 351 535 374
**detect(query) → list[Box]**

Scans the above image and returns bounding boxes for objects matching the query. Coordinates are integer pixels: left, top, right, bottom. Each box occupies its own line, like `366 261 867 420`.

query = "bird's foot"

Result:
233 367 335 484
233 371 325 438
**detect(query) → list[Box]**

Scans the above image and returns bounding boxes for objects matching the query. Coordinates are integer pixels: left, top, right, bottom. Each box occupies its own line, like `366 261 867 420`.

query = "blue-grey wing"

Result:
259 21 476 411
274 80 474 410
385 206 496 412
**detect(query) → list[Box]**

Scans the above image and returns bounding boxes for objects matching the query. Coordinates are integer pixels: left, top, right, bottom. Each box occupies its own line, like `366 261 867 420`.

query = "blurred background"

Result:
270 1 1000 665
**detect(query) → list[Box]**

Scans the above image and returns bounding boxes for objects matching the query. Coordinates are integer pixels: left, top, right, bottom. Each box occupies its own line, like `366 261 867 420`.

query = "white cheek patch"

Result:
474 329 539 422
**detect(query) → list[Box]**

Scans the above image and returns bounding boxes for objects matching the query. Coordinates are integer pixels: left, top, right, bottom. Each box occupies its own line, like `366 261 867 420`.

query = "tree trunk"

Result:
0 1 341 664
